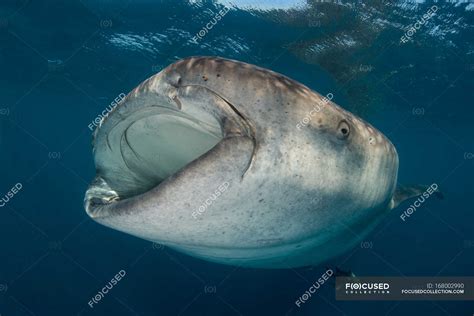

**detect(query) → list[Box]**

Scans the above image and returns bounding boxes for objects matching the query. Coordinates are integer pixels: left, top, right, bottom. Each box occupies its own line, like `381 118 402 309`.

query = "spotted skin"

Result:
85 57 399 268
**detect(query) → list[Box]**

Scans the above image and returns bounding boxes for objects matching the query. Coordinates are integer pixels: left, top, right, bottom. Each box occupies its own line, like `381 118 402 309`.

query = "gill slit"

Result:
179 83 258 180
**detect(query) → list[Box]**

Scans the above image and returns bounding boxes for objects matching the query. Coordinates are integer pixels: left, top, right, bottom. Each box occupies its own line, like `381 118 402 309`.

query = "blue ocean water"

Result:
0 0 473 315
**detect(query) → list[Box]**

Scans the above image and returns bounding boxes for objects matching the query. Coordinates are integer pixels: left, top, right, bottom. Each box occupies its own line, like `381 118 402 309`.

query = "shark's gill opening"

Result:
90 107 224 205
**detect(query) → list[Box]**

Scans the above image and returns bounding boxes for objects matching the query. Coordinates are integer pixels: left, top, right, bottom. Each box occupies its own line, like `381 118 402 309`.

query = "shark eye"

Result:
337 120 350 139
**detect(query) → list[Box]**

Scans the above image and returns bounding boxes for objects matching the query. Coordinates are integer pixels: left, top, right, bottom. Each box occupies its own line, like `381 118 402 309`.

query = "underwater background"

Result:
0 0 473 315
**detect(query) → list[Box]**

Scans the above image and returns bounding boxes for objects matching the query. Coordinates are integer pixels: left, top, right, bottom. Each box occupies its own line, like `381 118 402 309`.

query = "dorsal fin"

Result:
389 183 443 210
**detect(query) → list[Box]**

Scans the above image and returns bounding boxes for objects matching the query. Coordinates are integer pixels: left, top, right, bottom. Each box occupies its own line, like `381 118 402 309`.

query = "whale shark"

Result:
84 56 436 268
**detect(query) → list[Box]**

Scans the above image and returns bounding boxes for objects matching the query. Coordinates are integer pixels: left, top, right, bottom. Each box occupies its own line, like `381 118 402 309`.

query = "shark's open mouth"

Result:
85 104 224 213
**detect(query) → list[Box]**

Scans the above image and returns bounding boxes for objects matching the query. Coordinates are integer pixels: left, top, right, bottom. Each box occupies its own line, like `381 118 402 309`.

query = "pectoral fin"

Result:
389 183 443 210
